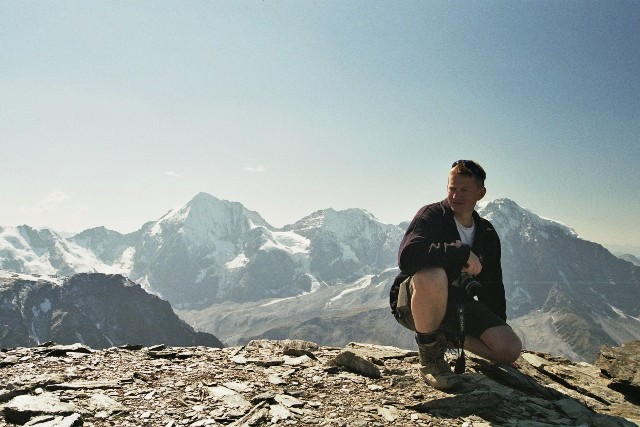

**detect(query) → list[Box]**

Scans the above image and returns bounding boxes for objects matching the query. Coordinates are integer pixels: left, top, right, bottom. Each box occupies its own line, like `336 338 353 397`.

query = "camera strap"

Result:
454 303 466 374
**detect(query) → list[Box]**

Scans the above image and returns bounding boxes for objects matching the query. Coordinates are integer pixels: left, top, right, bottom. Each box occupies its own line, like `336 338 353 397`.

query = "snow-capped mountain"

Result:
179 197 640 362
1 194 639 361
478 199 639 316
476 199 640 361
125 192 281 307
123 193 399 307
284 208 403 283
1 193 400 309
71 226 138 269
0 225 124 276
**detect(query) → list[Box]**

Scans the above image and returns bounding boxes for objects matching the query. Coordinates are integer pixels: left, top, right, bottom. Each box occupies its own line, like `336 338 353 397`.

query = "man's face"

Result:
447 173 486 216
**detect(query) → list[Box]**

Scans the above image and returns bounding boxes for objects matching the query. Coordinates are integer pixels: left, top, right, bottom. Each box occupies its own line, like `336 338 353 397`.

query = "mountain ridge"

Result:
2 193 639 362
0 270 223 349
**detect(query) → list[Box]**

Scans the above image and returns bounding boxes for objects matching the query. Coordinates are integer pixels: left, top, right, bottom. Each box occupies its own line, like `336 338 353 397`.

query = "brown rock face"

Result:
1 340 639 426
597 341 640 399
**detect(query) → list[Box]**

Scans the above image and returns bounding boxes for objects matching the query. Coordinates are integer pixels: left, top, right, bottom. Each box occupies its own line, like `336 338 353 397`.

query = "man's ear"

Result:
478 186 487 200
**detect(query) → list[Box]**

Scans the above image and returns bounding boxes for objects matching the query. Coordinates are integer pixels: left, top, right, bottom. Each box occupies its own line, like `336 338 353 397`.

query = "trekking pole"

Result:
455 304 466 374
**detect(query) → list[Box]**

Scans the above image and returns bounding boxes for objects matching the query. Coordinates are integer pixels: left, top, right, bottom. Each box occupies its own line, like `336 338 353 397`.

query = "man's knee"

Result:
412 268 448 292
493 340 521 364
504 334 523 364
482 327 522 364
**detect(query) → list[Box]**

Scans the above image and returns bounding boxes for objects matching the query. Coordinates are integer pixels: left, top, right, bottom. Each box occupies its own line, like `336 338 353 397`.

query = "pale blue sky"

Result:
2 1 639 248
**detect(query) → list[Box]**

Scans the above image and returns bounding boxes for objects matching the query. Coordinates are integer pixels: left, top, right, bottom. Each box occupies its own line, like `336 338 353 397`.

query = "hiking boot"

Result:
417 332 462 390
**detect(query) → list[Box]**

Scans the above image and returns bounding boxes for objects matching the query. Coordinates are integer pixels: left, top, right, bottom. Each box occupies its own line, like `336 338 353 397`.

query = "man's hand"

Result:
464 251 483 276
452 240 482 276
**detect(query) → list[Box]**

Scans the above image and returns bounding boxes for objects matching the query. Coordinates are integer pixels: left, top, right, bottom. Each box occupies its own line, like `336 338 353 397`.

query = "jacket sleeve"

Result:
476 229 507 320
398 207 470 276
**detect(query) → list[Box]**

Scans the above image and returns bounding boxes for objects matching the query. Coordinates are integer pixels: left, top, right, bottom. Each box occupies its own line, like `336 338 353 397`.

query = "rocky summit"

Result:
1 341 639 427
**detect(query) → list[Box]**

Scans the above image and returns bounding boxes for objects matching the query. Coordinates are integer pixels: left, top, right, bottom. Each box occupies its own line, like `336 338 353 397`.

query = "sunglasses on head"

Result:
452 160 486 181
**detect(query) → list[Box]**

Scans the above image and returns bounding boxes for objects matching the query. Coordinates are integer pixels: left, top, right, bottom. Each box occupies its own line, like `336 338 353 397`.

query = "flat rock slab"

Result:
47 380 121 390
4 393 78 425
23 413 82 427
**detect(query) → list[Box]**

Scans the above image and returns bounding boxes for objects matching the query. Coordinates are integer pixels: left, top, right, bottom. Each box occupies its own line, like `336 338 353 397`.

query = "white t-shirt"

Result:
454 217 476 246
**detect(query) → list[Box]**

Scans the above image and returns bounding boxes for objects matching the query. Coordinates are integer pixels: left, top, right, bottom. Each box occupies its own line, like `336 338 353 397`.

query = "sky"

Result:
1 1 639 250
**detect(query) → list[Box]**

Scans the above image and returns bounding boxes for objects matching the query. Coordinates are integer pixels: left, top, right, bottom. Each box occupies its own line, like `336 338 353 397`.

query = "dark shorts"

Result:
394 275 507 339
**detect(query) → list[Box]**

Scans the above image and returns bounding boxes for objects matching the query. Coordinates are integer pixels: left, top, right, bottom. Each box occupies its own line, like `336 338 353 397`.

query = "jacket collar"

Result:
441 199 484 246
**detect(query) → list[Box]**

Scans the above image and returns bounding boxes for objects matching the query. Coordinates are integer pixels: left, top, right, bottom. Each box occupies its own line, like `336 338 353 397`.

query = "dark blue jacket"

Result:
390 199 507 321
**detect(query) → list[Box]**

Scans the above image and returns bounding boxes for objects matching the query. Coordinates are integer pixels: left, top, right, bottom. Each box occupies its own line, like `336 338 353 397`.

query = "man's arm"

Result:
398 207 471 276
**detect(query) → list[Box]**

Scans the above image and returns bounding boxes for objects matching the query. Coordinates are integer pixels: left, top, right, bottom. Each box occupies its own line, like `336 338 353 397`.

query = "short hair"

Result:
450 160 486 186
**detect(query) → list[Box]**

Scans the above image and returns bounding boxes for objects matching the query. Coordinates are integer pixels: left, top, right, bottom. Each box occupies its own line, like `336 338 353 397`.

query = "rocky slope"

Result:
1 340 638 426
0 271 222 349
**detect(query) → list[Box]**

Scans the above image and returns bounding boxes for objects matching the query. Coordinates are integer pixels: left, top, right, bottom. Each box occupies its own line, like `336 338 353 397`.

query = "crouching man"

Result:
390 160 522 390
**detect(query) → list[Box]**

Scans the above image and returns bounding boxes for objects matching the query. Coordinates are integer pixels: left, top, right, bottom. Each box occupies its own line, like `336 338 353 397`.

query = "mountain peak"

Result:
287 207 378 234
478 198 578 239
189 192 222 206
72 226 123 239
149 193 271 239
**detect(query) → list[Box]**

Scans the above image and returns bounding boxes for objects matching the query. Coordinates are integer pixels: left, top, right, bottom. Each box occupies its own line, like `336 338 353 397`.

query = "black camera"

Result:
452 273 481 296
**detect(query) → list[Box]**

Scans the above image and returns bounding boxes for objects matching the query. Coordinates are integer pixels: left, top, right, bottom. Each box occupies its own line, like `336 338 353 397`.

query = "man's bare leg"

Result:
464 326 522 364
411 268 462 390
411 268 448 333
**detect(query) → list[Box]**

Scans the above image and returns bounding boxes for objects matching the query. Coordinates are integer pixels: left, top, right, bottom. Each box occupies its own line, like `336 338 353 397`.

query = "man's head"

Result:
450 160 486 186
447 160 486 219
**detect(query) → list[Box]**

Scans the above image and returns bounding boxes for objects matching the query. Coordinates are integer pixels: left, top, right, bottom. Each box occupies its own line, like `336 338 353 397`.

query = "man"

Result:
390 160 522 390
